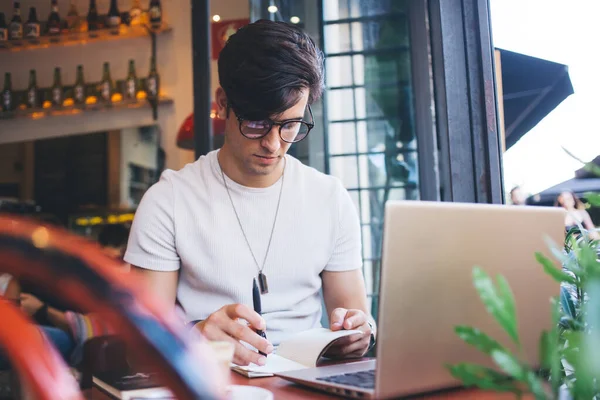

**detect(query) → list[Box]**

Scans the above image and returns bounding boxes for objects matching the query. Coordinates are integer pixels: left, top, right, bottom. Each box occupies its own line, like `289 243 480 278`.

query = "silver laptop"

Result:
277 201 565 399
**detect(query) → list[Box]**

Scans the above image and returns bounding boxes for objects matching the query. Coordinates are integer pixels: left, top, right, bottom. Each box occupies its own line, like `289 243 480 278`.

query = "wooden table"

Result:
86 371 521 399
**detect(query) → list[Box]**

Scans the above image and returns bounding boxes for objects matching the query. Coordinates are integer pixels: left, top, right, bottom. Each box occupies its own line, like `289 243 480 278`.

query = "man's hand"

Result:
325 308 373 359
196 304 273 366
20 293 44 317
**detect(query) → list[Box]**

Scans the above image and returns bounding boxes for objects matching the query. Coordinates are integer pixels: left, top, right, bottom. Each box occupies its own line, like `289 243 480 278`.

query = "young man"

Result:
124 20 375 367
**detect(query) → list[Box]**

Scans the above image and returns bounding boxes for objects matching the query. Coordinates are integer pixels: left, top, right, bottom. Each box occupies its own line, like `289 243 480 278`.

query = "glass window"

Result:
323 0 419 320
250 0 421 321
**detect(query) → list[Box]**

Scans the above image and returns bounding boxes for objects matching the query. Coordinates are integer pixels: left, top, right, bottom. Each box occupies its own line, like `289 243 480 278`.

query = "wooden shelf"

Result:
0 96 173 122
0 24 171 53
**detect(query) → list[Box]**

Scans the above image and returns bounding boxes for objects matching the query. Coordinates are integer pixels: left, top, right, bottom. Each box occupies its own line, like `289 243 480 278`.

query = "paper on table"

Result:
231 354 306 377
276 328 362 368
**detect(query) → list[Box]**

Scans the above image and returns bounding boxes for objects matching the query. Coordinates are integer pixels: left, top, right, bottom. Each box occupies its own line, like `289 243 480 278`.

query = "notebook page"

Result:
276 328 362 368
231 353 306 377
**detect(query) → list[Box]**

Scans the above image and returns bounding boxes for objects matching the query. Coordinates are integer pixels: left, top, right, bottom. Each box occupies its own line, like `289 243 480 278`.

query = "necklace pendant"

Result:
258 272 269 294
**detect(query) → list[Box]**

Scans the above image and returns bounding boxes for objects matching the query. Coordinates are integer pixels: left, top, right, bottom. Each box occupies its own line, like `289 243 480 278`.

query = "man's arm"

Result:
321 269 375 359
131 266 179 306
322 269 373 329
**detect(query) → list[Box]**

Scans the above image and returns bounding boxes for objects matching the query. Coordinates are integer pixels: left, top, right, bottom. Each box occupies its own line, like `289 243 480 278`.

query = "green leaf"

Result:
583 161 600 178
491 349 526 381
539 331 550 370
584 192 600 207
472 267 519 345
490 350 548 399
455 326 503 354
550 298 564 397
497 275 517 327
446 363 521 394
560 286 577 320
536 252 577 285
524 370 549 400
579 245 600 273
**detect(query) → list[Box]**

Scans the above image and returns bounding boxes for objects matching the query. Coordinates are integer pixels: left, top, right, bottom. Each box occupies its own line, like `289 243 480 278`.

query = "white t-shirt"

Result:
124 150 362 345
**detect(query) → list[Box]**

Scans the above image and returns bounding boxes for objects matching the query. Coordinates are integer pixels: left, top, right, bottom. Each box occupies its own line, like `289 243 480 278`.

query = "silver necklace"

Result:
219 156 285 294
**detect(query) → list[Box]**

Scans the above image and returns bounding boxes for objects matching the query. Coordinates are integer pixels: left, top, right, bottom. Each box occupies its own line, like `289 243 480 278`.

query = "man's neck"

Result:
217 148 283 188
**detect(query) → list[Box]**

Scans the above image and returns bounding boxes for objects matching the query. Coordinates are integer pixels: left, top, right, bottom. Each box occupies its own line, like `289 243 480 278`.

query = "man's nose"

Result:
260 125 282 153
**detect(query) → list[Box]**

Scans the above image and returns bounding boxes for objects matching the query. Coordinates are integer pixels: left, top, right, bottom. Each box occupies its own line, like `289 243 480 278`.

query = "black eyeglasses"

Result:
235 105 315 143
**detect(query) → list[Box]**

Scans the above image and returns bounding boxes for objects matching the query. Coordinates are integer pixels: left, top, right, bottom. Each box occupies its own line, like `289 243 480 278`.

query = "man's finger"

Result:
232 340 267 367
221 318 273 355
343 311 368 330
201 324 267 367
330 308 348 330
225 304 265 330
340 337 371 357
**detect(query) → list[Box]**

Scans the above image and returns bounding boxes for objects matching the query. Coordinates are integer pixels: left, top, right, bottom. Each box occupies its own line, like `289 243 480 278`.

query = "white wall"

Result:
0 0 195 171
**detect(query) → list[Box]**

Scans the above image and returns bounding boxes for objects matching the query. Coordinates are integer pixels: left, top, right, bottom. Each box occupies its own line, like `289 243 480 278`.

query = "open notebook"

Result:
231 328 362 378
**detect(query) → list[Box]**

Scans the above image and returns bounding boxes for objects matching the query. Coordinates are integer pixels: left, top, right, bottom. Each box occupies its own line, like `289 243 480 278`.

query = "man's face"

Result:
217 89 309 177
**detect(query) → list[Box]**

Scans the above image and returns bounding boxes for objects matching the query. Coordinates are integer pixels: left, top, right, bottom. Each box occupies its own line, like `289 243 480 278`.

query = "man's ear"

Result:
215 87 228 119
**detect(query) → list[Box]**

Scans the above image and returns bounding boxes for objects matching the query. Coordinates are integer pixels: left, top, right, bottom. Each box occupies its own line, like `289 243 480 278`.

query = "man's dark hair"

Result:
97 224 129 248
218 19 324 120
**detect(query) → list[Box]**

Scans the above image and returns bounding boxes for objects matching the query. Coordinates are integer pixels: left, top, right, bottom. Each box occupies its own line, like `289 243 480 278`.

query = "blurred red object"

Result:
0 216 226 399
177 102 226 150
0 301 81 400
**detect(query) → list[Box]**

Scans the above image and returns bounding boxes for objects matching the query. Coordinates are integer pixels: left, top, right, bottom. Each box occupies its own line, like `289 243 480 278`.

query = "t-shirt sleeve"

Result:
123 172 180 271
324 182 363 272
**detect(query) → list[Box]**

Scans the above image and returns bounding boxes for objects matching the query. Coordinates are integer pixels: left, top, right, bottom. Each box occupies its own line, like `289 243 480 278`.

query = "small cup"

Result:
206 340 234 369
206 340 235 388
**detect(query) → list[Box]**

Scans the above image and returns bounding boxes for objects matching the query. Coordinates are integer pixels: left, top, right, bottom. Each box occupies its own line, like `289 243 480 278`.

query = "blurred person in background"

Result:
509 185 528 205
555 191 599 240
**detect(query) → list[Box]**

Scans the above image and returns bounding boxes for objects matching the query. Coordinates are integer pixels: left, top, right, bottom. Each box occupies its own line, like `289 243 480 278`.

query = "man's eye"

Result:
246 121 269 129
282 122 301 131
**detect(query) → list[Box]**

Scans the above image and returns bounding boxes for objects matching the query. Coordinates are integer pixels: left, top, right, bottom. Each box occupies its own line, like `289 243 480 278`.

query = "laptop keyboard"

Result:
316 369 375 389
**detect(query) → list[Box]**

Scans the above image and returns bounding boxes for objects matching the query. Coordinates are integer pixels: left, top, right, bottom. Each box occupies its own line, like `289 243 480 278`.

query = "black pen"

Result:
252 277 268 357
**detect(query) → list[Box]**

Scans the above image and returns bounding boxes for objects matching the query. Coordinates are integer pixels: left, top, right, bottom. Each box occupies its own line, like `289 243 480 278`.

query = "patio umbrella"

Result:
497 48 574 149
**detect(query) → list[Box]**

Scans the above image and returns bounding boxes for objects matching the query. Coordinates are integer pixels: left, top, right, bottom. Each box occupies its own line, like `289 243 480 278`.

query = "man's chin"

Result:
248 159 280 175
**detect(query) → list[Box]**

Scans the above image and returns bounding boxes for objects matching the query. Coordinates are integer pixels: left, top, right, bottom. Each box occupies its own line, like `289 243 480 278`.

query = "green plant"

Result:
447 155 600 399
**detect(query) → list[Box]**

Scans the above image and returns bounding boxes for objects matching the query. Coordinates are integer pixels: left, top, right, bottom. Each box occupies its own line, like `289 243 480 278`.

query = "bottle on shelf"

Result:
129 0 142 27
74 65 86 105
2 73 13 113
149 0 162 30
0 13 8 44
51 67 63 107
125 60 138 100
47 0 61 37
66 0 80 33
100 62 113 104
9 1 23 42
87 0 99 33
106 0 121 32
25 7 40 41
27 70 38 109
146 56 160 101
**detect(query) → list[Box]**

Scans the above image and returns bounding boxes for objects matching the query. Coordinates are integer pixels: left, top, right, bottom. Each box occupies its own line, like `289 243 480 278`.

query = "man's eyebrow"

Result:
274 115 304 122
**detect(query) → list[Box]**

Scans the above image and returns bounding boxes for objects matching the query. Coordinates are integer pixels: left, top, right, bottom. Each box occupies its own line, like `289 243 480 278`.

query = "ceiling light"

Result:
268 5 278 13
290 16 300 24
212 15 221 22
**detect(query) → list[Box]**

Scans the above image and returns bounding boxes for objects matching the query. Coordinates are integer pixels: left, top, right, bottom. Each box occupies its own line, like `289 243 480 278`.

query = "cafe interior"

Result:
0 0 594 399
